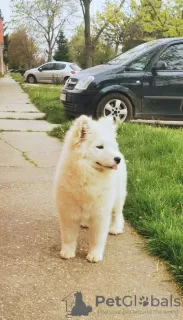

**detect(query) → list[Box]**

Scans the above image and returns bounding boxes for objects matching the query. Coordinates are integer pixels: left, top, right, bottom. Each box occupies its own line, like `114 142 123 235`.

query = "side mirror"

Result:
38 67 43 72
152 61 167 73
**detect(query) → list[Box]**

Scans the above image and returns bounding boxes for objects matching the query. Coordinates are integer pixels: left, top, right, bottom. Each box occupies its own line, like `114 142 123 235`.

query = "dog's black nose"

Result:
114 157 121 164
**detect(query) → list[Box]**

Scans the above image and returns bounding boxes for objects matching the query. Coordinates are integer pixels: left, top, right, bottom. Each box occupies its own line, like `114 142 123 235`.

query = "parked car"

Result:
61 38 183 122
24 62 82 84
9 68 27 75
16 68 27 75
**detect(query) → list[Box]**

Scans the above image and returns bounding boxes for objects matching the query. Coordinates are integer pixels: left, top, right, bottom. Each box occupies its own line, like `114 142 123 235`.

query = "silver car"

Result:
24 61 81 84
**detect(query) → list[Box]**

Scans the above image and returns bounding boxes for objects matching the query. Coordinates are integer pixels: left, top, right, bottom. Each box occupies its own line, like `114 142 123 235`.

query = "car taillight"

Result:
71 71 76 74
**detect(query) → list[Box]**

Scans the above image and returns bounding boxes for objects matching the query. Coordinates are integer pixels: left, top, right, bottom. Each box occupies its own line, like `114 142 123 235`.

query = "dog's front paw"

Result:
109 225 124 235
86 250 103 263
60 249 76 260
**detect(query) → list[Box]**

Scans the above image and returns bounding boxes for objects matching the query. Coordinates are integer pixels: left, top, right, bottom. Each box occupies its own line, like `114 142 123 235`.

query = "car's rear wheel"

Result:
27 74 37 84
96 93 133 122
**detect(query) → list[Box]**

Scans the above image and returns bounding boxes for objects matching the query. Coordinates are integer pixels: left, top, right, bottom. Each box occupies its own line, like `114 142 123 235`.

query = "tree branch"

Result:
119 0 125 9
91 0 126 49
148 1 164 28
51 20 66 49
27 15 48 34
80 0 85 16
92 22 108 48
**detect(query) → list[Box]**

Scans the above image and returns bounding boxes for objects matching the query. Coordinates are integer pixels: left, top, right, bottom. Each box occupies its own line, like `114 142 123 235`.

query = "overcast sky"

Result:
1 0 105 23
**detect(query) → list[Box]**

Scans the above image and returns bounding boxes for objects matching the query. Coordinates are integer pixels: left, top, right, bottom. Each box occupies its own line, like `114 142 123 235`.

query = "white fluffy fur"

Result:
54 115 127 263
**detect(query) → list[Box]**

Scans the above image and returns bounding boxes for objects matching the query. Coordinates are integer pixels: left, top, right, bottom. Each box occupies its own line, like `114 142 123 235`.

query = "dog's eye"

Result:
96 145 104 149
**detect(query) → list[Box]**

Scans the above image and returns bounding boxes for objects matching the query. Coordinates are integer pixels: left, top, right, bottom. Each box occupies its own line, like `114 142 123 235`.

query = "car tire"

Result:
96 93 133 122
64 76 70 84
27 74 37 84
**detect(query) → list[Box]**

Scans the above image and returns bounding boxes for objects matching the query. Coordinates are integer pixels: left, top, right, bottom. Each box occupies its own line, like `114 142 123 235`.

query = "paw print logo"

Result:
139 296 149 307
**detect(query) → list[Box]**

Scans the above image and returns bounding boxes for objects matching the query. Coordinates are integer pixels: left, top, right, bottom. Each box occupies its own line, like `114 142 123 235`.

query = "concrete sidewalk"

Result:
0 76 56 131
0 75 182 320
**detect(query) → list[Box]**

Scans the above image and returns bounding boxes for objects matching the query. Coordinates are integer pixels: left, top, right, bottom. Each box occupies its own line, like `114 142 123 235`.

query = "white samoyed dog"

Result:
54 115 127 263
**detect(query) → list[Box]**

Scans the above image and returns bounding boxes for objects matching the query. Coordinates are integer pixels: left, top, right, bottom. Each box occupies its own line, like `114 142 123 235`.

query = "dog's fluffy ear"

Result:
72 115 92 145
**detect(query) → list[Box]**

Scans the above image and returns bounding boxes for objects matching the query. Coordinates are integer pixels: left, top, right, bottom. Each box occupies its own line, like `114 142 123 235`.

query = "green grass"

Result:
10 73 67 124
11 73 24 84
117 123 183 289
48 121 72 140
23 86 67 124
22 152 38 167
0 73 4 78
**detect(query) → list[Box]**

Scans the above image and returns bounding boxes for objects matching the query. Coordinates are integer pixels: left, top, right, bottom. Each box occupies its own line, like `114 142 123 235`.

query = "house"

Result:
0 17 4 75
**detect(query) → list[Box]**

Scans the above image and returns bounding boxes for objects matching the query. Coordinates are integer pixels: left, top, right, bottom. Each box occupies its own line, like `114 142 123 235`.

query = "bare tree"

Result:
11 0 77 61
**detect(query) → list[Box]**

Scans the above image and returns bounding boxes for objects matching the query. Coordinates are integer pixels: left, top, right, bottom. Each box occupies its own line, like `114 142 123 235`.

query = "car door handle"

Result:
136 80 141 84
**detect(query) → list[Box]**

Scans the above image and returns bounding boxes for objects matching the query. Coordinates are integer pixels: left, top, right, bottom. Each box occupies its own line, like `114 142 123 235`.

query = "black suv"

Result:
61 38 183 122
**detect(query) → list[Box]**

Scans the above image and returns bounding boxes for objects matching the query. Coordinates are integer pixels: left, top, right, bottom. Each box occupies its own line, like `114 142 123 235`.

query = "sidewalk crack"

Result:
0 135 38 167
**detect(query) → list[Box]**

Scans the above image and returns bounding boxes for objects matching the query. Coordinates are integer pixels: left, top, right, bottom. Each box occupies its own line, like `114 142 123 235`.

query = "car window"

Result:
107 39 168 65
158 44 183 71
54 63 66 70
41 63 55 71
70 64 81 71
127 50 156 71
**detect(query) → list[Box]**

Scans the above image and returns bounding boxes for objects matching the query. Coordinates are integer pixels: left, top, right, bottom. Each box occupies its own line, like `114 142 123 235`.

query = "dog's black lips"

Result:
96 162 113 169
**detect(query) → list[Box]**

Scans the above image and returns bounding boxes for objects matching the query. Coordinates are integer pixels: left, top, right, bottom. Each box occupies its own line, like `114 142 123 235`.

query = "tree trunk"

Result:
47 42 52 62
115 42 119 55
47 51 52 62
86 45 93 68
83 0 93 68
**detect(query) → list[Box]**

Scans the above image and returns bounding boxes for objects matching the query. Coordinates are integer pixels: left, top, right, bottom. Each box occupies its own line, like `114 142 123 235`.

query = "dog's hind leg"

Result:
87 213 111 263
59 214 80 260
